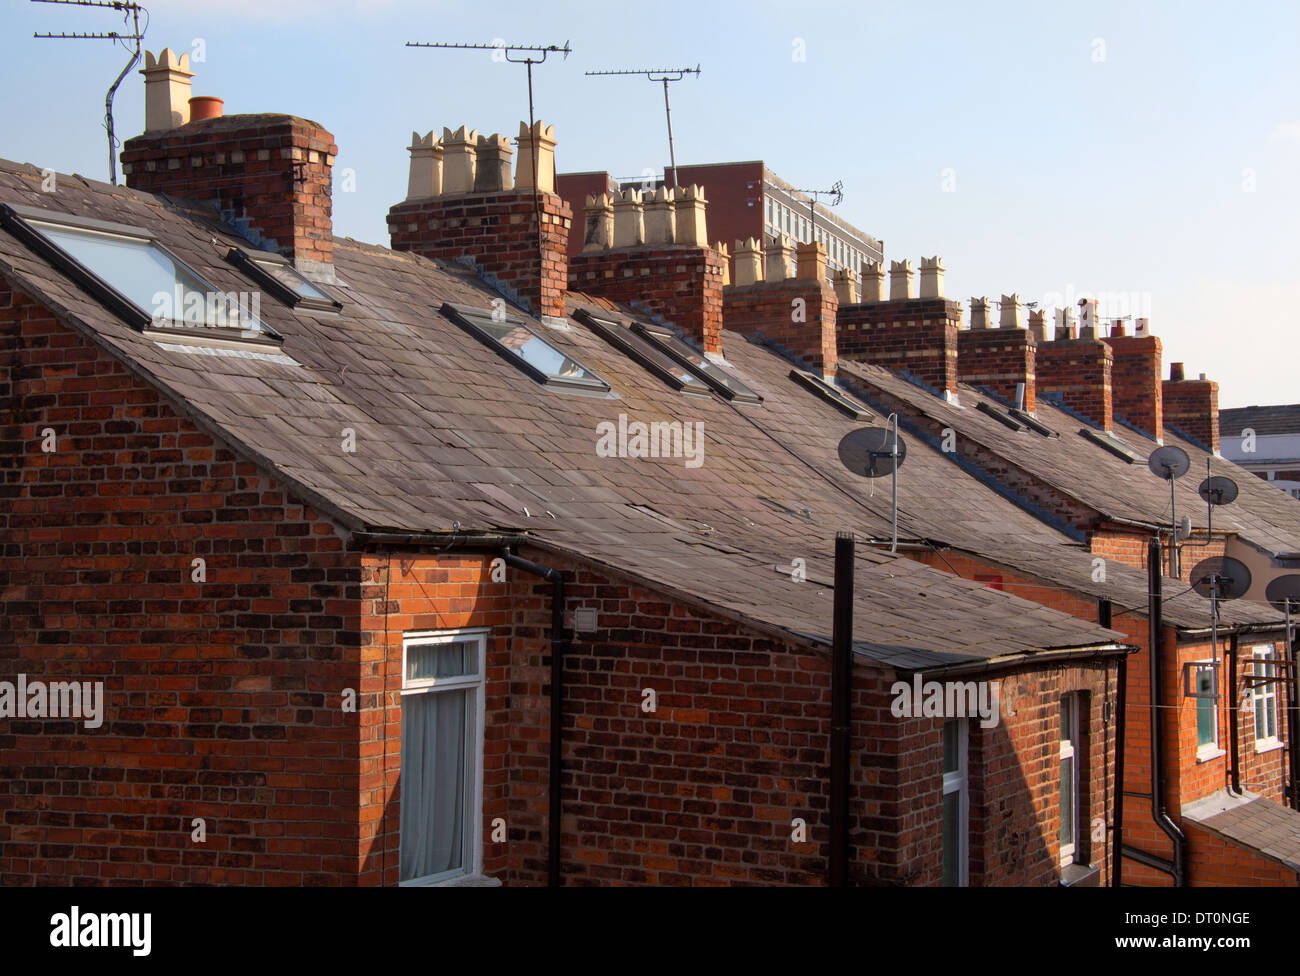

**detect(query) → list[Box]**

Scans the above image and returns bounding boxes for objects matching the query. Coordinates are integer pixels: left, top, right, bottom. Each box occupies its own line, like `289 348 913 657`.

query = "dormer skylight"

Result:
226 247 342 313
441 302 611 396
574 309 710 398
1079 428 1144 463
631 321 762 405
0 204 278 342
789 369 871 420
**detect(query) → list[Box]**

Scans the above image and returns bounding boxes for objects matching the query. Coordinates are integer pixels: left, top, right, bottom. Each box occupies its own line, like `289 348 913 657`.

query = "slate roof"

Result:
835 359 1300 562
1220 404 1300 438
0 158 1127 671
1182 790 1300 873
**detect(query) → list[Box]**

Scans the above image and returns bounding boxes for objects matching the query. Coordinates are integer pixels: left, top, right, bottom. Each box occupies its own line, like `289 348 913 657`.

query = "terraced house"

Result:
0 50 1296 887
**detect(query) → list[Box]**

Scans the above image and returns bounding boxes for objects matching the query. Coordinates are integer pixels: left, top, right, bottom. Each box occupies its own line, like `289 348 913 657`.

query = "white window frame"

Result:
1059 696 1079 866
398 627 488 887
1193 660 1224 761
1253 645 1282 751
942 719 969 887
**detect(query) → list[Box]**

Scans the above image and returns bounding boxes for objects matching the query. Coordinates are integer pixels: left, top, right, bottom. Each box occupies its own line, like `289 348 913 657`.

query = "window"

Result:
442 302 611 396
789 368 871 419
1253 646 1280 747
576 309 710 397
1078 428 1143 463
632 321 762 404
226 247 341 312
942 719 969 887
400 629 487 885
1194 663 1220 757
1059 696 1079 865
0 203 277 340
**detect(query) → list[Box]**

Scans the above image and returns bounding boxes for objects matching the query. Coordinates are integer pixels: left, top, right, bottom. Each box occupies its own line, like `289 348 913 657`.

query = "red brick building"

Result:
3 49 1298 889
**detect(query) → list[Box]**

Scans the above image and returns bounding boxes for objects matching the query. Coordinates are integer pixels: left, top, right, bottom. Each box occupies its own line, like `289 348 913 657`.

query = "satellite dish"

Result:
1189 556 1253 601
838 427 907 479
1264 575 1300 614
1198 475 1239 507
1147 445 1190 481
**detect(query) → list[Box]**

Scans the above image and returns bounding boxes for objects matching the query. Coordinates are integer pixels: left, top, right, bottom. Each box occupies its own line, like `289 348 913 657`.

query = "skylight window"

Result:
975 400 1027 431
1078 428 1143 463
575 309 710 397
631 322 762 404
790 369 871 419
0 204 276 340
1010 409 1058 437
442 302 611 395
226 247 341 312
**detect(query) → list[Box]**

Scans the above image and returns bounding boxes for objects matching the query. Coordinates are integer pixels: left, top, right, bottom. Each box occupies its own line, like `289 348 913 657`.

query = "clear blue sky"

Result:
3 0 1297 408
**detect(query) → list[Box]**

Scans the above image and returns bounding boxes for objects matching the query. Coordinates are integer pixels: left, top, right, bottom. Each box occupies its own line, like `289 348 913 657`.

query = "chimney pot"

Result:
643 186 677 244
859 259 886 303
139 48 194 131
441 125 478 194
473 133 514 193
765 235 795 283
187 96 223 121
733 237 764 287
672 184 708 246
795 240 826 282
833 266 859 304
613 189 645 248
919 256 945 299
1170 362 1186 382
970 296 993 330
889 259 915 300
999 293 1024 329
406 130 443 200
515 120 558 194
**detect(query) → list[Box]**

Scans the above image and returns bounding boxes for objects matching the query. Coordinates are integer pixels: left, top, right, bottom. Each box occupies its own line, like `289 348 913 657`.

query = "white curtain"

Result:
399 690 466 881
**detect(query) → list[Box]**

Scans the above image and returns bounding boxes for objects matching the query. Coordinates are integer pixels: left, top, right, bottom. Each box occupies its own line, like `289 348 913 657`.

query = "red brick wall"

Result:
907 547 1294 886
0 281 360 884
838 298 961 397
121 114 336 268
388 190 572 320
1184 822 1298 885
1104 333 1163 441
1163 377 1219 453
722 278 838 374
568 246 725 356
957 328 1036 411
1036 338 1113 431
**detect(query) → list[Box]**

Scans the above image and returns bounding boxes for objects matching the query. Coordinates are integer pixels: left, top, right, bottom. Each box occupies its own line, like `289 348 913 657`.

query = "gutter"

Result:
1228 633 1242 796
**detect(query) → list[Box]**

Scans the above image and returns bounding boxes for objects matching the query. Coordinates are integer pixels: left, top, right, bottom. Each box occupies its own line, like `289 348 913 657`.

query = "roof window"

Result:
631 321 762 404
225 247 341 312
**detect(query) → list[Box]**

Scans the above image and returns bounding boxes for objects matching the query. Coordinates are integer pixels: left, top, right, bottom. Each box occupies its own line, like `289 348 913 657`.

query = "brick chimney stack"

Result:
958 292 1036 411
1104 327 1163 440
388 121 573 320
1036 304 1113 430
569 186 725 355
837 255 961 399
722 238 838 375
1162 362 1220 453
121 49 337 275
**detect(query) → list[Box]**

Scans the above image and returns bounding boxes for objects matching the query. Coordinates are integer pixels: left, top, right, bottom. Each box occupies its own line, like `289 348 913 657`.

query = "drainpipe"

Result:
1286 602 1300 810
1140 537 1186 885
829 532 854 886
1228 633 1242 795
502 548 569 887
1100 598 1124 888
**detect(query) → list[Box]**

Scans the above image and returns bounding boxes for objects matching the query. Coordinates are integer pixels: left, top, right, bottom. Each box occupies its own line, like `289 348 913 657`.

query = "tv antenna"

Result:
837 416 907 553
789 180 844 241
584 65 700 190
406 40 570 254
32 0 148 186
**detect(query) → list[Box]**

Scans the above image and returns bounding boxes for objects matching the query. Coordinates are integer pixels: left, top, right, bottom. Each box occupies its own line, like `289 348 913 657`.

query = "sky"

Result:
2 0 1297 408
